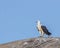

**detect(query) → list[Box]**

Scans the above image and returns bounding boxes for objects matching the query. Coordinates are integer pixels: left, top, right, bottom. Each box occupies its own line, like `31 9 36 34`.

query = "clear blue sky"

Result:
0 0 60 44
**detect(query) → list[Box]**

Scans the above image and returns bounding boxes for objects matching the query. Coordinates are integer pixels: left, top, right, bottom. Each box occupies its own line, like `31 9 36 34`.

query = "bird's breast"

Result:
37 26 42 31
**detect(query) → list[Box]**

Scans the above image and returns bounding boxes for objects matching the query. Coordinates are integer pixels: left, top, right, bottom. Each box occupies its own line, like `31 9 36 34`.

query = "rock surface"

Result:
0 37 60 48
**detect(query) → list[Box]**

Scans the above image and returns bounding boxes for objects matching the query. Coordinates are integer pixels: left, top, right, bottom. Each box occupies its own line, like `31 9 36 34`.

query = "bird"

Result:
36 20 51 37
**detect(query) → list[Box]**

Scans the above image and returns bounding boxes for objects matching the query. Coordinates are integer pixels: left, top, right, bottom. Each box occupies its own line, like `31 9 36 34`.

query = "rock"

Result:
0 37 60 48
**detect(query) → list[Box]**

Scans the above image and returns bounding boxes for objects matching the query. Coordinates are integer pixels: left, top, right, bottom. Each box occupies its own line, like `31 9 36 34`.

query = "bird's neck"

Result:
37 23 42 27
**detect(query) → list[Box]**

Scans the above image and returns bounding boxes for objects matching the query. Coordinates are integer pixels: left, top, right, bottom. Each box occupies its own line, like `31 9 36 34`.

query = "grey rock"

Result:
0 37 60 48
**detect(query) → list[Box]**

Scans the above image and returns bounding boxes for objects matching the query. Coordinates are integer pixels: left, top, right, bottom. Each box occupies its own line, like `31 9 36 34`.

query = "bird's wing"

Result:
41 26 51 35
41 26 48 32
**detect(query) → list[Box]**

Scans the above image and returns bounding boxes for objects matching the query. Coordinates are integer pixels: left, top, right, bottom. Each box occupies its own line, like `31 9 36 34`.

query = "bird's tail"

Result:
47 32 51 35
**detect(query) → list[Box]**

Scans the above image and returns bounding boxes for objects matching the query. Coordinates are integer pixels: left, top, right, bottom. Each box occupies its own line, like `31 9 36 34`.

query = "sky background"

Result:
0 0 60 44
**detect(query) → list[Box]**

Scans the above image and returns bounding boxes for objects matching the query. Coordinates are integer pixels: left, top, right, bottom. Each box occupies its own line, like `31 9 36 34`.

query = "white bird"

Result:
36 20 51 37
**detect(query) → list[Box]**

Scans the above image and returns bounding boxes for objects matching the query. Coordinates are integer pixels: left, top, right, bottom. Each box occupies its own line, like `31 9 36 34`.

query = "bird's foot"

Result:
38 36 44 38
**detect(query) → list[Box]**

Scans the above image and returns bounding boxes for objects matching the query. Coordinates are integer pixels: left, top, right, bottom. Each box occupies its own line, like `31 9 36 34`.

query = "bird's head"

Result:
36 20 42 26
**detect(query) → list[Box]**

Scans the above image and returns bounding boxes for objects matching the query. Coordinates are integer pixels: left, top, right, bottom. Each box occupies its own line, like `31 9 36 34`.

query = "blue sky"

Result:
0 0 60 44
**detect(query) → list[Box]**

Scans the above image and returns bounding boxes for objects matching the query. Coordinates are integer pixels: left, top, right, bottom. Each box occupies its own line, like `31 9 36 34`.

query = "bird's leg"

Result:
40 32 42 37
41 31 44 37
38 31 41 37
